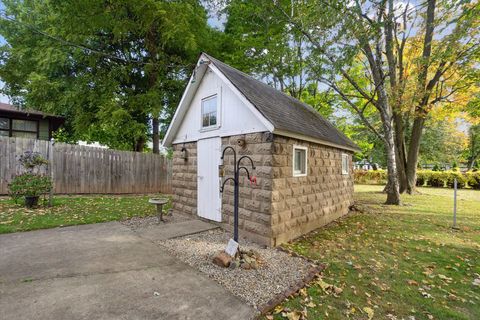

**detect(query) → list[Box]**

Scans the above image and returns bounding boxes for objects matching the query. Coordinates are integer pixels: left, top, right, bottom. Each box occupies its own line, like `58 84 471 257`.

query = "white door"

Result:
197 137 222 222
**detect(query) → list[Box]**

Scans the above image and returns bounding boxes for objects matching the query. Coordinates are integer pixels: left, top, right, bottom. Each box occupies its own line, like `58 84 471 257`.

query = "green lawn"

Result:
0 194 170 234
270 185 480 320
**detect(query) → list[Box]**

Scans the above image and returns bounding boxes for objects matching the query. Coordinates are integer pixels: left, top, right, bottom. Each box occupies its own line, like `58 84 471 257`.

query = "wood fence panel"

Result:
0 137 173 195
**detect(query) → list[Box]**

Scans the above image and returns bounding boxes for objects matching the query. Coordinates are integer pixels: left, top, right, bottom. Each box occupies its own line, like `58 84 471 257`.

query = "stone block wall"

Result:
171 142 198 216
220 132 274 246
171 132 354 247
270 135 354 245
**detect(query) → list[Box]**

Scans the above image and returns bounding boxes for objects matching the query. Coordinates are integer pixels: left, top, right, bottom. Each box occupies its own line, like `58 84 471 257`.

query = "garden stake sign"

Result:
219 146 256 246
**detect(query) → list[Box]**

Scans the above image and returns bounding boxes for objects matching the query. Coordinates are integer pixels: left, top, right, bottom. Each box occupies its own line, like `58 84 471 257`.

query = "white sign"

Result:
225 238 239 257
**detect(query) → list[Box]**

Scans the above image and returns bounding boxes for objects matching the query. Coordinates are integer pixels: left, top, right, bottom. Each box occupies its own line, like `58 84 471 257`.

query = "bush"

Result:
466 172 480 190
354 169 479 189
353 169 387 185
18 151 48 172
8 173 52 202
416 171 426 187
445 171 466 189
427 171 447 188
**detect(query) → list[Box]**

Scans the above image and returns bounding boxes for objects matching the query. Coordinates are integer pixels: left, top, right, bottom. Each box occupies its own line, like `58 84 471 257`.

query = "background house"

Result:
164 53 360 246
0 103 64 140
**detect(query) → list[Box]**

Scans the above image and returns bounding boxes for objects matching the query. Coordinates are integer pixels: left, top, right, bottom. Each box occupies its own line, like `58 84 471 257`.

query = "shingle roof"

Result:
0 102 64 119
204 54 360 151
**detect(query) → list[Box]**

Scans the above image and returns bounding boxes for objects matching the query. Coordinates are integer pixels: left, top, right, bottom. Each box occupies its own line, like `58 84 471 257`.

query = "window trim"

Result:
342 153 349 175
200 94 220 131
292 145 308 177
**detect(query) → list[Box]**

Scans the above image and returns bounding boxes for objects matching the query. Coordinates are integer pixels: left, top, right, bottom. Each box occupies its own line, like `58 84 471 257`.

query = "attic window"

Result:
342 153 349 175
293 146 307 177
201 95 218 128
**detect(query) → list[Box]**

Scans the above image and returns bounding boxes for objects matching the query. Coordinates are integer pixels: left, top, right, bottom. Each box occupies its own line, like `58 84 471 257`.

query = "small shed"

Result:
163 53 360 246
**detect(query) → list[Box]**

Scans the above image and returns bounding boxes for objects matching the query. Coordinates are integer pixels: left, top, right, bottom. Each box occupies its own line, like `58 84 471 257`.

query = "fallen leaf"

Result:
283 310 302 320
363 307 374 320
407 280 419 286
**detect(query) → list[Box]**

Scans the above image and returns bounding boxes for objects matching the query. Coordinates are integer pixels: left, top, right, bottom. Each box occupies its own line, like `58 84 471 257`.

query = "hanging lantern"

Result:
181 145 188 161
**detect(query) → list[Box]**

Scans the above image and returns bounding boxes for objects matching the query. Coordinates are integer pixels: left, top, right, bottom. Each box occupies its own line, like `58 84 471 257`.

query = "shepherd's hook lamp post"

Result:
219 146 256 242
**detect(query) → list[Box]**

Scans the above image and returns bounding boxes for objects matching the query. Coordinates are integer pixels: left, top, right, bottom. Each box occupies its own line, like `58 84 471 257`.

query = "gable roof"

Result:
203 54 360 151
163 53 360 152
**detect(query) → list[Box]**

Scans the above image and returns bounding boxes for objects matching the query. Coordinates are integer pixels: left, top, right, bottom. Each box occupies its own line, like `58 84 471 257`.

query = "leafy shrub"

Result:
427 171 446 188
416 171 426 187
8 151 52 205
18 151 48 172
353 169 387 185
445 171 466 189
466 172 480 190
8 173 52 201
355 169 480 189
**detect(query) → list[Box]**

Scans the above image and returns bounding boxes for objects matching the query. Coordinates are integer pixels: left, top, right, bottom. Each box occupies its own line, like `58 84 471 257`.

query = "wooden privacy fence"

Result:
0 137 173 195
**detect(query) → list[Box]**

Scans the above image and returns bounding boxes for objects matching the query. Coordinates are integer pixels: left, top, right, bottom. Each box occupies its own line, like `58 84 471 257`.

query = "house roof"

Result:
0 102 64 120
203 54 360 151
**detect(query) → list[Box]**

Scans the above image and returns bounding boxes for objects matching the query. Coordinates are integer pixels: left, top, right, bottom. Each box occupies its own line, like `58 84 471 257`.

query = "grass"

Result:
269 185 480 320
0 194 171 234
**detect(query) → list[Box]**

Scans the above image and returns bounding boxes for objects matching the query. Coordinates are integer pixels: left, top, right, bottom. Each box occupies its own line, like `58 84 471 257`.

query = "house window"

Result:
293 146 307 177
0 118 38 138
342 153 349 175
201 95 218 128
0 117 9 136
12 119 38 138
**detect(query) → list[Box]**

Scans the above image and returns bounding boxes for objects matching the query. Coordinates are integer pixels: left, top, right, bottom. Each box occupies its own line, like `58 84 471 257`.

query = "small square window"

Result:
293 146 307 177
201 95 218 128
342 153 349 175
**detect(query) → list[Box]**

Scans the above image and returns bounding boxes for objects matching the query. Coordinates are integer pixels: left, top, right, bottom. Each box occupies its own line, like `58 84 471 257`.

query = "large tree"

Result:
0 0 219 152
270 0 479 203
222 0 313 99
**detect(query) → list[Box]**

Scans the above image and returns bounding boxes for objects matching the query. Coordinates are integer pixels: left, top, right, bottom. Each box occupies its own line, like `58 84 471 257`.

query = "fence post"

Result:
453 178 457 229
47 138 55 206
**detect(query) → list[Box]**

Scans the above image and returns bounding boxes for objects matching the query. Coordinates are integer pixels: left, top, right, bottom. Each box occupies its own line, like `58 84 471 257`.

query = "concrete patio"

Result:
0 219 255 320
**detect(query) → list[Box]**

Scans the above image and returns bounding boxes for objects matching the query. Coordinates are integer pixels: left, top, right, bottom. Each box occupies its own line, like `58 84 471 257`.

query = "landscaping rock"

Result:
241 262 251 270
159 228 314 309
212 251 232 268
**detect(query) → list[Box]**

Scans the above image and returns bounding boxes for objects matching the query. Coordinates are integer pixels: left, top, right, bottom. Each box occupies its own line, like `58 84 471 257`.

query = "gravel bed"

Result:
159 228 316 310
121 212 192 229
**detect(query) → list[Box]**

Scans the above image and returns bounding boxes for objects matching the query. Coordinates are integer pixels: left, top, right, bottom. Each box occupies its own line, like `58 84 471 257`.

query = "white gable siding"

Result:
172 68 268 144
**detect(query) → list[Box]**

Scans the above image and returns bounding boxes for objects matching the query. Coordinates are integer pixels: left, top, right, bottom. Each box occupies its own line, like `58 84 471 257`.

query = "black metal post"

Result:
220 147 255 243
234 164 239 242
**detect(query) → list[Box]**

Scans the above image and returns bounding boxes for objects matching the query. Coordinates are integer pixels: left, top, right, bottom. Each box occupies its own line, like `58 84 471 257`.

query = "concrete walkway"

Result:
0 220 255 320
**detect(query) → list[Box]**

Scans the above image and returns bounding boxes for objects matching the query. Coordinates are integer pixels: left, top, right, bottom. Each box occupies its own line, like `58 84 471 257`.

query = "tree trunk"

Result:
383 122 401 205
393 112 408 193
134 137 145 152
152 116 159 154
406 116 426 193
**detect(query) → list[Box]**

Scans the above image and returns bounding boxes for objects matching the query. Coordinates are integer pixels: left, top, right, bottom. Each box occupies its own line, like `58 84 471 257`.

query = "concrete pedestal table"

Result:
149 198 169 223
